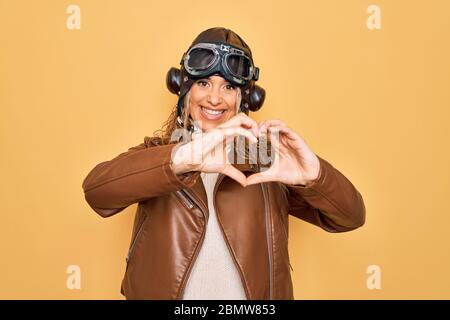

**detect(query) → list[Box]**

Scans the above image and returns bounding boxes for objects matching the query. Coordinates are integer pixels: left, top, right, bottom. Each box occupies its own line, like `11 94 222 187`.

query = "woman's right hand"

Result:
170 113 259 187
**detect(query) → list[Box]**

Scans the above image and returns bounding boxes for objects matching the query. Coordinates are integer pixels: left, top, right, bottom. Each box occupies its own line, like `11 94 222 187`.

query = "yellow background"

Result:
1 0 449 299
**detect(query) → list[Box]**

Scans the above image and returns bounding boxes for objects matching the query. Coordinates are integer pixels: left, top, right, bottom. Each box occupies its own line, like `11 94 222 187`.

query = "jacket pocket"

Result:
174 189 195 210
126 213 148 264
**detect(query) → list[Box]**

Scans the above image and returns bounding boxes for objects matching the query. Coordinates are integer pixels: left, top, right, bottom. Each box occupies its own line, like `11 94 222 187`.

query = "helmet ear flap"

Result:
166 67 182 95
247 84 265 112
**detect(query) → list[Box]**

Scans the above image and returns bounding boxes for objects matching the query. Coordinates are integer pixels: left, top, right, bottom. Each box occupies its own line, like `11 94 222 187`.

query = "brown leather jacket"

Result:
82 136 366 299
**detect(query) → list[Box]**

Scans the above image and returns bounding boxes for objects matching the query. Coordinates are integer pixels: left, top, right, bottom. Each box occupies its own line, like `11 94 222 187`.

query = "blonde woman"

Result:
82 27 366 300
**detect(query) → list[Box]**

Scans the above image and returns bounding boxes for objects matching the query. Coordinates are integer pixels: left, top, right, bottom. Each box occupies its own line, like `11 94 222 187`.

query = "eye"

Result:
196 80 208 87
225 83 236 90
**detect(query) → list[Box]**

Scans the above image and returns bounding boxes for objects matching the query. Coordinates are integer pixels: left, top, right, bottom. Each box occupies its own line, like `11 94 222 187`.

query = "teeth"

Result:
202 107 224 115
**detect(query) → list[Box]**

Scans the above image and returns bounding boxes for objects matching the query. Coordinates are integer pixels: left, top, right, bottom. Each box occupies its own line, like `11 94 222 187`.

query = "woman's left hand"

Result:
246 119 321 187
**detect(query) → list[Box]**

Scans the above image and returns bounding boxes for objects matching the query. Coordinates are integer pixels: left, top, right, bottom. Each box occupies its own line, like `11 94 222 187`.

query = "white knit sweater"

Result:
182 171 247 300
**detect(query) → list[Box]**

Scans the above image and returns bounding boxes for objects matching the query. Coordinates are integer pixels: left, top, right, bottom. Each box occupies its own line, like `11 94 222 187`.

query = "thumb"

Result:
246 171 277 186
221 165 248 188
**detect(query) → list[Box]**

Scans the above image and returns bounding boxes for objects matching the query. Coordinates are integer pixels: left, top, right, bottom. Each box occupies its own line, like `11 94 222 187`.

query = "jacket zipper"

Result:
177 188 209 299
178 175 273 300
175 189 195 209
126 214 148 264
261 183 274 300
213 174 251 300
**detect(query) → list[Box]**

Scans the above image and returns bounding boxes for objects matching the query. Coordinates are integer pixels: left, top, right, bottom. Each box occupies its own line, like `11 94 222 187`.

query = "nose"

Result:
207 85 223 106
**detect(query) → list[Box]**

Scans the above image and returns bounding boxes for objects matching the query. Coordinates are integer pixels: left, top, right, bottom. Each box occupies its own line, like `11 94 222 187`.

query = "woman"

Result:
82 27 366 300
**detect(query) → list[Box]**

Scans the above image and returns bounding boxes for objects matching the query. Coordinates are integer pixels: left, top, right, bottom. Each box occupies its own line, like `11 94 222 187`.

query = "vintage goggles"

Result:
182 42 259 86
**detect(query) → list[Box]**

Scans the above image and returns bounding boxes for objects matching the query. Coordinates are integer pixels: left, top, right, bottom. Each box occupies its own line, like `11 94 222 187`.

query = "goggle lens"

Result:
226 54 251 78
186 48 216 70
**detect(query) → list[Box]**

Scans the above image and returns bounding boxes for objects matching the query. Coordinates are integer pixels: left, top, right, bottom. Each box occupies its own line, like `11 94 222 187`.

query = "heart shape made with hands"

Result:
201 119 322 188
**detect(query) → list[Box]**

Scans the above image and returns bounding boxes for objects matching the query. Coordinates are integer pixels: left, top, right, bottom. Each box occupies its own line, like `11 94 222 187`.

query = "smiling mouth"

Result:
201 106 226 120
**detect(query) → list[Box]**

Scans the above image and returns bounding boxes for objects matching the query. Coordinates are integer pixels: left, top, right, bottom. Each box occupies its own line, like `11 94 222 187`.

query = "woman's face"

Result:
189 75 239 131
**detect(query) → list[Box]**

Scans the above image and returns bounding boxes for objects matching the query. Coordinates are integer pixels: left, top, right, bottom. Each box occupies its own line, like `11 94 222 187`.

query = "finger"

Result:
258 120 267 133
221 126 258 144
259 119 288 134
246 171 278 186
218 113 254 128
267 125 299 141
198 129 226 155
221 165 248 187
266 126 282 149
235 114 259 139
198 127 256 161
201 126 259 162
219 113 259 138
267 126 314 156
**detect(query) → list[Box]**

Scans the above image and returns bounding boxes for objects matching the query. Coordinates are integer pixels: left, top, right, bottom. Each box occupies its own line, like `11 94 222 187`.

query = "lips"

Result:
201 106 226 120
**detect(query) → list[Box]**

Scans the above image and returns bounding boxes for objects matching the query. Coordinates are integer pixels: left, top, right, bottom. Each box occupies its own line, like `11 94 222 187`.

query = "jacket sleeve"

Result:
285 155 366 232
82 137 200 218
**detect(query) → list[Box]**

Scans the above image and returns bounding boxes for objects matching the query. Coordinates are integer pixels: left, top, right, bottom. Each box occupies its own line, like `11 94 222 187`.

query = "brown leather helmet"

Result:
166 27 265 118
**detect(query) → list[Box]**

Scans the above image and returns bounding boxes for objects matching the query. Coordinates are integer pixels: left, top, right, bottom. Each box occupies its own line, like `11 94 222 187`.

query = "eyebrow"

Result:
203 76 231 84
